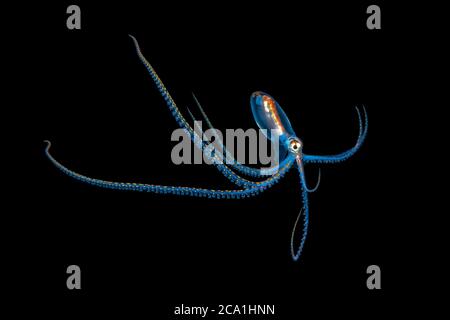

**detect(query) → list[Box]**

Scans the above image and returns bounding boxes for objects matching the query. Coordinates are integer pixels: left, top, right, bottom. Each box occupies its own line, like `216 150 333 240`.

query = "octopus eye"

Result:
289 139 302 153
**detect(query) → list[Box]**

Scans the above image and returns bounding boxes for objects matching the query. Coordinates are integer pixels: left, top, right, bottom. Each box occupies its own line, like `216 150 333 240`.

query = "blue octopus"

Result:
45 35 368 262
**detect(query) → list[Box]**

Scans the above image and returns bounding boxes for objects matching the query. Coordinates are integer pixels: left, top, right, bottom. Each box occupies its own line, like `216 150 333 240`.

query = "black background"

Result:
7 0 431 318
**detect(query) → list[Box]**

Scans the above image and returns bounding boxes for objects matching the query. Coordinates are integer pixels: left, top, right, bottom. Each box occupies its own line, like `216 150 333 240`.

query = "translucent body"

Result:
250 91 296 145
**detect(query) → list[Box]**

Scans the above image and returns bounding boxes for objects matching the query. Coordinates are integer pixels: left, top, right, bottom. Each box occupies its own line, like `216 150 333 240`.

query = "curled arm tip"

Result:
303 106 368 164
291 208 305 261
44 140 51 151
305 168 321 193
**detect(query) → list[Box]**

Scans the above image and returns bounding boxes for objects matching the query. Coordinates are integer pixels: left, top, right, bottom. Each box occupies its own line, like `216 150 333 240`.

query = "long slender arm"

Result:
291 162 310 261
44 141 294 199
296 156 321 193
129 35 286 187
302 106 368 164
